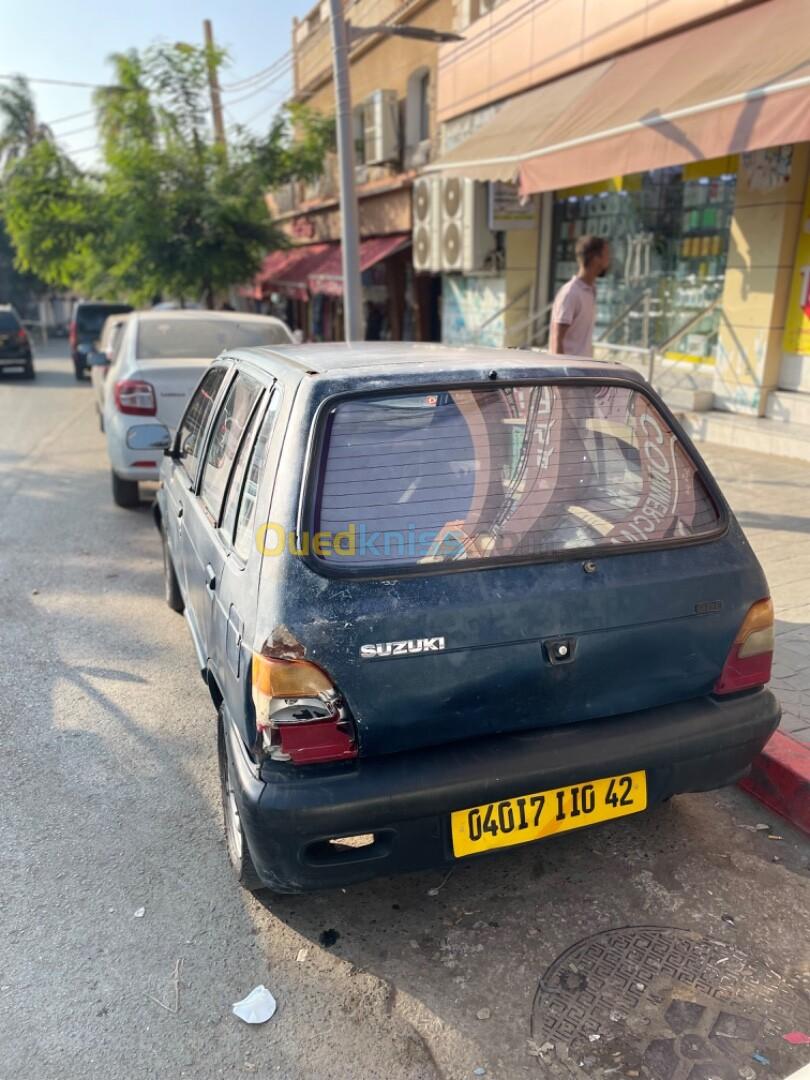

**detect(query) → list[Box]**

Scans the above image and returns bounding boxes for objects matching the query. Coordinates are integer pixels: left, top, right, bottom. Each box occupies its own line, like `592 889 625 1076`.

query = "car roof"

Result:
226 341 643 382
133 309 287 325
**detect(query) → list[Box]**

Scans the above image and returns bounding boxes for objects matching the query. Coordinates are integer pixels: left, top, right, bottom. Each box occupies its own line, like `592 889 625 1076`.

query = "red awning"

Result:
308 234 411 297
256 243 335 300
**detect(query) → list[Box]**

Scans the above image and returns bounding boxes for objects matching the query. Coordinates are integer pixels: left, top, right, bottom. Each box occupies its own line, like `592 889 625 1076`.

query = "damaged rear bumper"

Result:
226 687 780 893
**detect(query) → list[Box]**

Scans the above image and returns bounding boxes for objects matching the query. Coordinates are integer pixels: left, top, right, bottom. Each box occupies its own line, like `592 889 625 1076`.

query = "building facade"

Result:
260 0 452 342
422 0 810 448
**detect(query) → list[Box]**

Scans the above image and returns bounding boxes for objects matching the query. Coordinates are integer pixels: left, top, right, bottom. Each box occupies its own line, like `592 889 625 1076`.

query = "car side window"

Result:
232 389 282 562
176 367 227 484
199 372 261 522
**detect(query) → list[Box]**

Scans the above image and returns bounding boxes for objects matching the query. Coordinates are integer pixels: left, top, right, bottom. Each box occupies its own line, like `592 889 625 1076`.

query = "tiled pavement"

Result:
700 443 810 745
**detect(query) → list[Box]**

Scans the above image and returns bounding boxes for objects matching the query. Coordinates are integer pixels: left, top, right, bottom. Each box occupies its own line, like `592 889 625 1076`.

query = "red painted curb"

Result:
739 730 810 836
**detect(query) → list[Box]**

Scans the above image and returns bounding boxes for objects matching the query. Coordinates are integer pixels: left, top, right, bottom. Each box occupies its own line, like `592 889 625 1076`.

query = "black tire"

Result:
22 360 35 379
162 527 184 613
218 714 262 891
73 359 85 381
111 470 140 508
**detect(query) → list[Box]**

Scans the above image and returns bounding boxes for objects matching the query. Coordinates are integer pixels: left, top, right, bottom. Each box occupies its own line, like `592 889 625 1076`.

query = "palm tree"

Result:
0 75 52 172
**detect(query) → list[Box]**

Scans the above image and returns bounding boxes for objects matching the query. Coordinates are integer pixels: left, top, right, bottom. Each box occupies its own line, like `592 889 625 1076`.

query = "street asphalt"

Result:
1 342 809 1080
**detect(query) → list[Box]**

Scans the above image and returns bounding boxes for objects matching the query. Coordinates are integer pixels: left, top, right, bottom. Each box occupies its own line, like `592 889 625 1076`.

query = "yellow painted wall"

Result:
714 143 810 414
504 223 539 347
303 0 454 121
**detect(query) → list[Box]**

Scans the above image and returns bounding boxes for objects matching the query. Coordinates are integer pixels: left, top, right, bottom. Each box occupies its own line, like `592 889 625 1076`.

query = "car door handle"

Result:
177 505 184 519
205 564 217 591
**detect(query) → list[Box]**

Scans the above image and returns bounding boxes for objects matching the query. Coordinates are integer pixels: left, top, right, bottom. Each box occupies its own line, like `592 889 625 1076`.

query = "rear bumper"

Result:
0 352 31 366
229 688 780 893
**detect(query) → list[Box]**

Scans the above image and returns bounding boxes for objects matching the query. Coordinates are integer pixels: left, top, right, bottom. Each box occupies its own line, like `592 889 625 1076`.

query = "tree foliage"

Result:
0 75 53 173
1 48 334 306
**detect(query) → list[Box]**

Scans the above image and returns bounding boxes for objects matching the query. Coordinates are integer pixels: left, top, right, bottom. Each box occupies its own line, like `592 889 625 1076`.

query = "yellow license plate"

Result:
451 771 647 858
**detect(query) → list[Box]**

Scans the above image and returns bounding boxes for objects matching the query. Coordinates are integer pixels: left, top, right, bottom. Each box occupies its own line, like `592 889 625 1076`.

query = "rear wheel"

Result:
218 714 262 891
162 527 184 613
111 470 139 509
22 359 35 380
73 359 85 381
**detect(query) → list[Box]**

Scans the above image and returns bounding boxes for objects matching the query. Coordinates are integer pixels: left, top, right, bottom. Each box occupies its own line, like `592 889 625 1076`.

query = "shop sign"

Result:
488 182 536 231
741 146 792 191
783 179 810 358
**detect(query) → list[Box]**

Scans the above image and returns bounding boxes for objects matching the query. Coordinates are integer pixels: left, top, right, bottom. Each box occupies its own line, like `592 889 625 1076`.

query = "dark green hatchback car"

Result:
155 343 780 893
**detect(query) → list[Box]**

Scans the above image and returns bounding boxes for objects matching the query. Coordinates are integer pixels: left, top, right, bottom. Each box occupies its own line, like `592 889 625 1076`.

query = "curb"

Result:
739 730 810 836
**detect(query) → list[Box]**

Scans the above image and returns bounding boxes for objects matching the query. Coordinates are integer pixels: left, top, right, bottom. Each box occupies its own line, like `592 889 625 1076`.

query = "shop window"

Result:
550 167 737 362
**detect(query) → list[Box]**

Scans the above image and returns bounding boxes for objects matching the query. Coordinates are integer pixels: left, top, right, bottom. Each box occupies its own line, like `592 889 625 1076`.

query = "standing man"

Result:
549 235 611 357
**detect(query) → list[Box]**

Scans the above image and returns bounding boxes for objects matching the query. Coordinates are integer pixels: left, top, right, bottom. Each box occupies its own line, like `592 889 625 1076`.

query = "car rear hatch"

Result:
133 357 212 431
0 312 24 357
284 380 767 758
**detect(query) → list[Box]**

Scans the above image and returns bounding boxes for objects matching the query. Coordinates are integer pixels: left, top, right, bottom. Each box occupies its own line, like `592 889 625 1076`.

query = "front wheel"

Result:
161 527 184 613
218 714 262 892
111 470 139 509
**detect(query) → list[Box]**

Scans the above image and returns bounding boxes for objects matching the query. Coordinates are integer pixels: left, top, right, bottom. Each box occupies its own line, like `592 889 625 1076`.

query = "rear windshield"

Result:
136 318 291 360
0 311 20 331
76 304 132 335
314 383 721 569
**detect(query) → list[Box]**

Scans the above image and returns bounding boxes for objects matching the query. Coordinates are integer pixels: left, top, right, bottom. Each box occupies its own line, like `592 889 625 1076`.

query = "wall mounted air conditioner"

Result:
440 177 490 273
363 90 400 165
412 175 442 273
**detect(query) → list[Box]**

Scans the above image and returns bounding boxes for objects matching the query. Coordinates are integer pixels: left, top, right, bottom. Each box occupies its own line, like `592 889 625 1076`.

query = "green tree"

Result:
2 49 334 305
0 75 53 173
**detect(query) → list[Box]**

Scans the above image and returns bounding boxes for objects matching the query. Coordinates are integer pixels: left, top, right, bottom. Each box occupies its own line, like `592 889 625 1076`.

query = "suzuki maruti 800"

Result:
154 343 780 893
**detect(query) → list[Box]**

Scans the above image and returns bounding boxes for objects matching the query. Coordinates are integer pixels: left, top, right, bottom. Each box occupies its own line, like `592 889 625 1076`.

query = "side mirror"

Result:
86 350 110 368
126 424 172 451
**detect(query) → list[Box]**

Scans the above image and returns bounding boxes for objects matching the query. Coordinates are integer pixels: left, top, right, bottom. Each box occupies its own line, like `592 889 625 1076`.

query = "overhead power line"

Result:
46 107 97 127
0 73 125 91
224 60 293 108
220 52 292 92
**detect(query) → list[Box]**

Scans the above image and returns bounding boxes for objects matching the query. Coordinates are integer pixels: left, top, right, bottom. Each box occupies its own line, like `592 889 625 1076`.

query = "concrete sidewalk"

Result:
701 443 810 833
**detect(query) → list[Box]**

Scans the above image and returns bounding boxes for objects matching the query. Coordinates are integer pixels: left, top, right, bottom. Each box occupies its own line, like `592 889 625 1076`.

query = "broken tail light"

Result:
251 652 357 765
713 598 774 695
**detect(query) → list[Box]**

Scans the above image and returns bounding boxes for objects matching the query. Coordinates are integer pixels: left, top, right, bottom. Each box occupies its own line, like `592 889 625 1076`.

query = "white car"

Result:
102 310 293 507
90 311 132 427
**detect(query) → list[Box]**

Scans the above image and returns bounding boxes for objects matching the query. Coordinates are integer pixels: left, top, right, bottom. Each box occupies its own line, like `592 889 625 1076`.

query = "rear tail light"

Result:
251 651 357 765
114 379 157 416
69 321 77 348
17 328 28 344
714 598 774 695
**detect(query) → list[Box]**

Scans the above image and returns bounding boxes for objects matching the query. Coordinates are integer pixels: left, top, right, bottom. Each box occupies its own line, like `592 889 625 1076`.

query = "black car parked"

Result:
70 301 133 380
0 306 34 379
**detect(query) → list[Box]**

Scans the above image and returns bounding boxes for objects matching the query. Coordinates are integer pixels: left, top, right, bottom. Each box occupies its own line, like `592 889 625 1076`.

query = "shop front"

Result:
253 235 414 342
550 160 739 362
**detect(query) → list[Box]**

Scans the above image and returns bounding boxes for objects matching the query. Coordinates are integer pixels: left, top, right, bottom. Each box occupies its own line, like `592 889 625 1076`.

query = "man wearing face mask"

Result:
549 235 611 358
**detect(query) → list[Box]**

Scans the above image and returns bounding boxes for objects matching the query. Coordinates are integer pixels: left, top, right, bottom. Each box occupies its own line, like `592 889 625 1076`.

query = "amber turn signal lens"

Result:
251 654 334 699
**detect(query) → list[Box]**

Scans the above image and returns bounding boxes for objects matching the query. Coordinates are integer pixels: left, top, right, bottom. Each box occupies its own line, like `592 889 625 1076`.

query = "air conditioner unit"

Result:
440 177 491 273
412 176 442 273
363 90 400 165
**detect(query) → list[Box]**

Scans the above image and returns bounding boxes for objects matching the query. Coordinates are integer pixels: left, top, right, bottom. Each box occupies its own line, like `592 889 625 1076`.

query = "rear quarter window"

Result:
312 383 721 570
0 311 21 331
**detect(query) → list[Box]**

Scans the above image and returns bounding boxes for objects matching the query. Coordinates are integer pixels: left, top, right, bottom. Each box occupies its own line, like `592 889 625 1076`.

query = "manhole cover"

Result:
531 926 810 1080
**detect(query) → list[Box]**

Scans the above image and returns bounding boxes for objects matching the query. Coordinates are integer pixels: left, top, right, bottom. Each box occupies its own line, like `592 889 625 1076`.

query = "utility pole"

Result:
328 0 363 343
203 19 227 153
